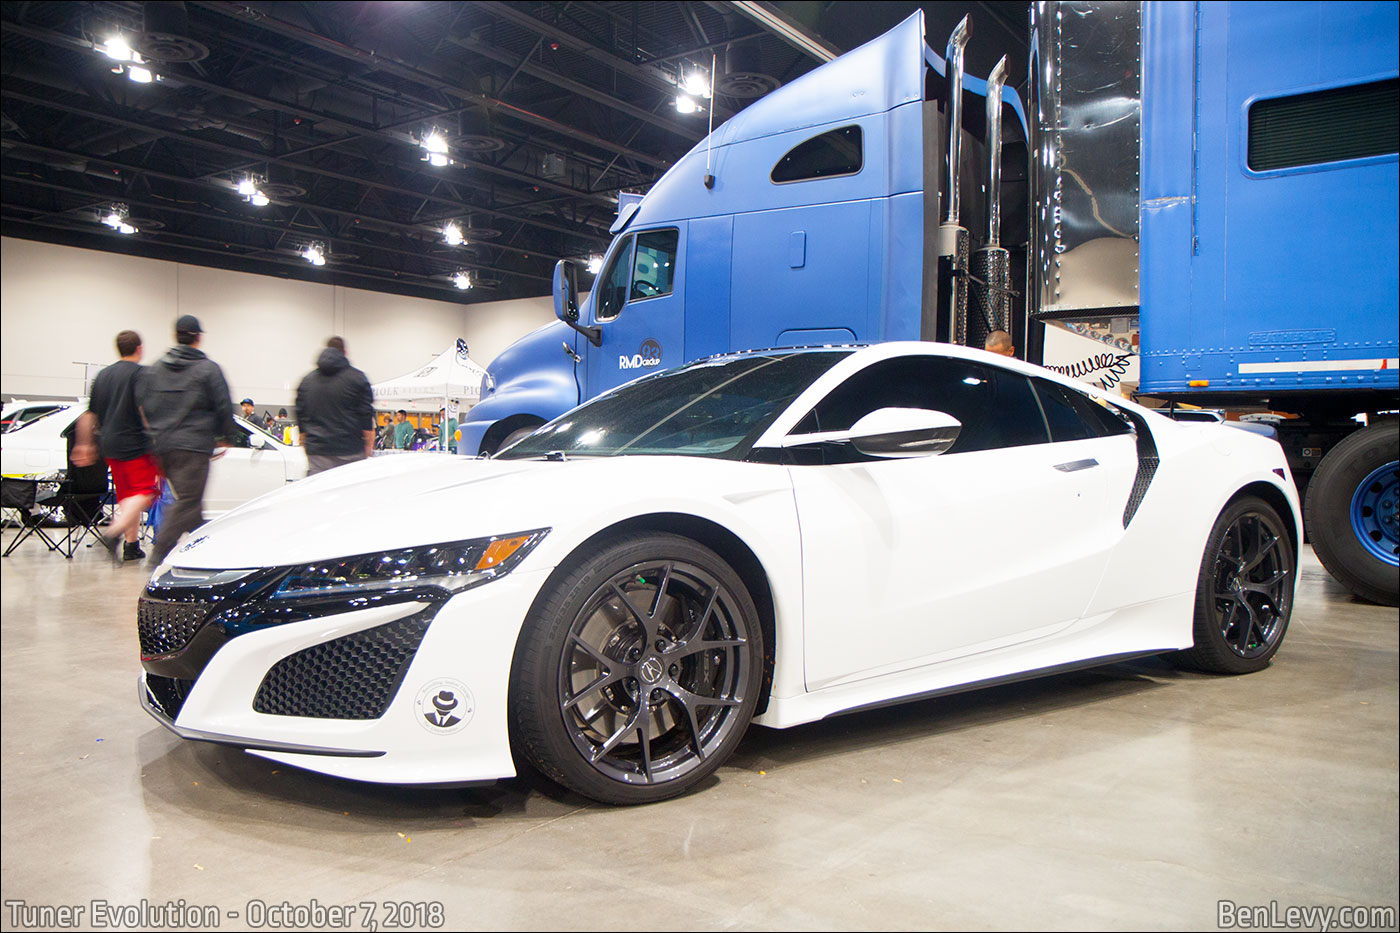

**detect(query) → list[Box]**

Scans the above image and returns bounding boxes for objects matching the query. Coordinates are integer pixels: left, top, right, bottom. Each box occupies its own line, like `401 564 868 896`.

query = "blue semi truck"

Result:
462 2 1398 604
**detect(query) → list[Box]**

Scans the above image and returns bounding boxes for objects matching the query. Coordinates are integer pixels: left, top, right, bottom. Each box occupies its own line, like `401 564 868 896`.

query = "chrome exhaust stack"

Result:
937 15 973 345
971 55 1013 350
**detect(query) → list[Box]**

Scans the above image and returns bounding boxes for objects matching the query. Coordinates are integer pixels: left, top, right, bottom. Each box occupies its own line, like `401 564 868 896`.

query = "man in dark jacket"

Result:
137 315 237 565
295 336 375 475
72 329 160 563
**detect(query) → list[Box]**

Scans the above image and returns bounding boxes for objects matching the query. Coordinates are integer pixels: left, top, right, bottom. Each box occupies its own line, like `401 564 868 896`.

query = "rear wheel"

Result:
1176 496 1295 674
1305 422 1399 606
510 534 763 804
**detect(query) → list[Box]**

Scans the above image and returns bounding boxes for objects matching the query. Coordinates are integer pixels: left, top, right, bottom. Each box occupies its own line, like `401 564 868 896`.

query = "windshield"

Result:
498 350 848 460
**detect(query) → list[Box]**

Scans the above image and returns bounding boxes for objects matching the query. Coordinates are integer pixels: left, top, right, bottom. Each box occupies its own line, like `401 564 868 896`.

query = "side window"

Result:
1032 378 1134 442
771 125 864 183
631 229 679 300
227 423 253 448
595 236 634 322
792 356 1050 458
1248 78 1398 172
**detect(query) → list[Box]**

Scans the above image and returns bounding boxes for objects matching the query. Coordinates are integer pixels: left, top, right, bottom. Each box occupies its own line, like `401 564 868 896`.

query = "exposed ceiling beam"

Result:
191 2 673 171
717 1 840 63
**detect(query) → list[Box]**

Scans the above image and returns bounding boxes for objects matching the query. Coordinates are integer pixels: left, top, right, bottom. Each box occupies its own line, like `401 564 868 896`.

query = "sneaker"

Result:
97 530 123 565
123 542 146 561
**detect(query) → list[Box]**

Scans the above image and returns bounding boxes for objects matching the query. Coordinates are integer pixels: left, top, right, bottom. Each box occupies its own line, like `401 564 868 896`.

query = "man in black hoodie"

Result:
138 315 237 565
295 336 375 475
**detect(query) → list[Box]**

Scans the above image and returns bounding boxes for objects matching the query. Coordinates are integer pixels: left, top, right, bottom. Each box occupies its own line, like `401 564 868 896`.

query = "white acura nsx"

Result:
138 343 1300 804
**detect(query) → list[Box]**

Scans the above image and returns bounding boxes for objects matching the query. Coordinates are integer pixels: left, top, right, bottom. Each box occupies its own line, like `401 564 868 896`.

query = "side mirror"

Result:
554 260 601 347
780 408 962 458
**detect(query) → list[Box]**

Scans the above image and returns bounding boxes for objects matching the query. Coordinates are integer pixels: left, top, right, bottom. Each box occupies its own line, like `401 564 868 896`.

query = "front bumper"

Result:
138 567 555 784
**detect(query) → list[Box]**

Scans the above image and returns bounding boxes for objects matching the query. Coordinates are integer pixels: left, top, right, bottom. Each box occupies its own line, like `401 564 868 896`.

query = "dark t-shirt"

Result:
88 359 150 461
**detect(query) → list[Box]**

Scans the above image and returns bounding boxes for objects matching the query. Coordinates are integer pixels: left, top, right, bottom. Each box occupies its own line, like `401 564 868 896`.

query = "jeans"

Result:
151 448 211 565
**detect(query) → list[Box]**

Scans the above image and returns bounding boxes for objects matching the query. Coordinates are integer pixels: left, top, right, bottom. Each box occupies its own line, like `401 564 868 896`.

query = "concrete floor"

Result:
1 532 1396 932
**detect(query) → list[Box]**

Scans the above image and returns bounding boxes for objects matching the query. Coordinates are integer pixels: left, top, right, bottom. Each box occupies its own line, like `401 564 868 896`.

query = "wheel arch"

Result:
512 511 779 715
480 414 546 456
1224 480 1301 573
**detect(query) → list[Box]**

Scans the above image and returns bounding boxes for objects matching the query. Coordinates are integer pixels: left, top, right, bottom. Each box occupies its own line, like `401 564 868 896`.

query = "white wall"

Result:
0 237 553 407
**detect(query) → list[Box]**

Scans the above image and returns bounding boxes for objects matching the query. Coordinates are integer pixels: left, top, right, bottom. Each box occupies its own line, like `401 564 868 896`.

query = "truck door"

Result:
583 225 686 399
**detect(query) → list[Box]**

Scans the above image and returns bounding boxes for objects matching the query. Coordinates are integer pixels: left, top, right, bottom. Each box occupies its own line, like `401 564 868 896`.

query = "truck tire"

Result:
1304 422 1399 606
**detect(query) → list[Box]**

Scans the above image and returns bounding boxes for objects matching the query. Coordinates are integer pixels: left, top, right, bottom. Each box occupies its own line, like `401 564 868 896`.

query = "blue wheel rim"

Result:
1350 459 1400 567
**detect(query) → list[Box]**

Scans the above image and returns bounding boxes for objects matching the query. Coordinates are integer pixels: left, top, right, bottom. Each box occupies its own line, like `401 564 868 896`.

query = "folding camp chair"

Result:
1 477 65 556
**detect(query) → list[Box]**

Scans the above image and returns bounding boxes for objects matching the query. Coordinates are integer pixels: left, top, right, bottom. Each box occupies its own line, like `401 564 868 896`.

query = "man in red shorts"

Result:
73 330 161 564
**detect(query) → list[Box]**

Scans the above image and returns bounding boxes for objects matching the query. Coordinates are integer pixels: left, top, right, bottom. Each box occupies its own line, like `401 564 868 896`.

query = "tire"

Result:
1304 422 1399 606
510 534 763 804
481 423 541 457
1175 496 1296 674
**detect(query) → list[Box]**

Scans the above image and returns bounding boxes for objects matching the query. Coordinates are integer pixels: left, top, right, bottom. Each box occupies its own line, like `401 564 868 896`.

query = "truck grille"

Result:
138 598 214 657
252 610 434 720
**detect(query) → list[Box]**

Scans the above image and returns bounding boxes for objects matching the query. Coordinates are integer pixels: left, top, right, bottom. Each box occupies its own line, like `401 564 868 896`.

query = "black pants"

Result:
152 448 211 565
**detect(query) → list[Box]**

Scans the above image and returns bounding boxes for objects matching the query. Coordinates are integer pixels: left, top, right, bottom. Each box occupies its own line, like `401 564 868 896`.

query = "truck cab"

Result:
461 11 1027 456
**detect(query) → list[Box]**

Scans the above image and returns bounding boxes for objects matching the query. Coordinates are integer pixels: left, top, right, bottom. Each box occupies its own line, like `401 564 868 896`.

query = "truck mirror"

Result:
553 259 602 347
553 259 580 322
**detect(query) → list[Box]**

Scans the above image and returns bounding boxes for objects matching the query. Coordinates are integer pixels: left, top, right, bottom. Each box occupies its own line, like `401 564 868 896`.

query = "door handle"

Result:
1053 458 1099 472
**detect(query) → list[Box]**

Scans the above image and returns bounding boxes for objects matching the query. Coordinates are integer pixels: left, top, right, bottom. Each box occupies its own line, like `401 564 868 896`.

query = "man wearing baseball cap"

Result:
239 398 256 420
136 314 238 565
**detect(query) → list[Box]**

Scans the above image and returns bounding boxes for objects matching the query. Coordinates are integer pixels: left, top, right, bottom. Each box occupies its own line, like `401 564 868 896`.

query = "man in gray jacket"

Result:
138 315 237 565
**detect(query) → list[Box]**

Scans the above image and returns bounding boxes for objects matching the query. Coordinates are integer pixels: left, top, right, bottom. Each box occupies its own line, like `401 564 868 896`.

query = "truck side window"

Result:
631 229 679 300
771 125 864 183
595 236 634 322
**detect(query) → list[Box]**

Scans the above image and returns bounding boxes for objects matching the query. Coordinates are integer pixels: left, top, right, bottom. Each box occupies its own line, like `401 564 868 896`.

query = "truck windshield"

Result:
497 350 849 460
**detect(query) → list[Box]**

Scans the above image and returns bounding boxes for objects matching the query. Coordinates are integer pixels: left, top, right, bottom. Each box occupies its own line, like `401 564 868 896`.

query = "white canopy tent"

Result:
371 339 488 412
371 340 488 452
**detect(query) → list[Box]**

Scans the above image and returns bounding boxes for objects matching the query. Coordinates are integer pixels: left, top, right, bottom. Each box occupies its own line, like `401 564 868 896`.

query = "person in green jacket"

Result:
438 406 458 453
392 409 415 449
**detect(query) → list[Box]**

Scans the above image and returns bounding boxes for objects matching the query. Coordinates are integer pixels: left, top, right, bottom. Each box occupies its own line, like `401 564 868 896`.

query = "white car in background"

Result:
135 343 1301 805
1 407 306 516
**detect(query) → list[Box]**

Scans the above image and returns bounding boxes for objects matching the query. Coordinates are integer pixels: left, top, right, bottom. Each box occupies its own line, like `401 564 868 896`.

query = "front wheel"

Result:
1305 422 1399 606
1175 496 1295 674
510 534 763 804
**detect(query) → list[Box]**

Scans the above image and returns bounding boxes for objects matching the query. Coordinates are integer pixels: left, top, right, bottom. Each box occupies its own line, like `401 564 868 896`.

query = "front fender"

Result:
463 321 580 455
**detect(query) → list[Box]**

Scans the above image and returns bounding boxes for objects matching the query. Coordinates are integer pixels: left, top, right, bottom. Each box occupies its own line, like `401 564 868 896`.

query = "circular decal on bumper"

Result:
414 679 475 734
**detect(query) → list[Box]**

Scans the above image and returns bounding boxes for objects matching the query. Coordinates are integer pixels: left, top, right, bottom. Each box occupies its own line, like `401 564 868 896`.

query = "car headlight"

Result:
271 529 549 599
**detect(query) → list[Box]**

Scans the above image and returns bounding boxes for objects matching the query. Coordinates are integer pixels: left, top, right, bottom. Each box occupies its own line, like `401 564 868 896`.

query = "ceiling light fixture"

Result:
99 35 133 62
419 130 451 167
586 255 603 275
452 270 472 290
100 204 138 234
301 243 327 266
442 221 465 246
237 176 270 207
676 62 712 113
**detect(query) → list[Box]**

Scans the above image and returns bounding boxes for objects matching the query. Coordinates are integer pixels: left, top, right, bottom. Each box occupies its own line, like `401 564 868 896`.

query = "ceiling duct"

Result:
134 2 209 63
451 111 505 154
717 39 780 98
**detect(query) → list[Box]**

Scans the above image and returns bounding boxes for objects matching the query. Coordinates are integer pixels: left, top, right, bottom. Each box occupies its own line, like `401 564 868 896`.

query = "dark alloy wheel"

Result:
1176 496 1295 674
510 534 763 804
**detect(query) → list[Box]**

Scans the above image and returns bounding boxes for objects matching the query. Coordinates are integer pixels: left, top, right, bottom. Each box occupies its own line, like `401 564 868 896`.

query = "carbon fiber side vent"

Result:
1121 411 1159 528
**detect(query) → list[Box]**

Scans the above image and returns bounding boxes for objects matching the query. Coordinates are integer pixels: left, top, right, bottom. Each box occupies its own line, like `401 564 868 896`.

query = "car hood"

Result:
167 453 563 569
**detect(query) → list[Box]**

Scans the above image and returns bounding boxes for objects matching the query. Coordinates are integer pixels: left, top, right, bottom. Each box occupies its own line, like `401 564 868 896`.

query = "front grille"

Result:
145 675 196 720
252 610 434 720
138 598 214 657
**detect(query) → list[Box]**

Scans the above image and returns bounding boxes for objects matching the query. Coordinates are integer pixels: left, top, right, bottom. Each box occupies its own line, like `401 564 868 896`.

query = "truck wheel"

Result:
1304 422 1399 606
